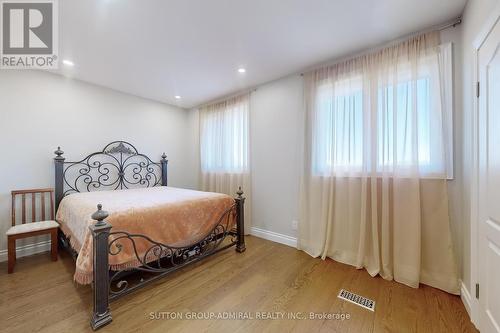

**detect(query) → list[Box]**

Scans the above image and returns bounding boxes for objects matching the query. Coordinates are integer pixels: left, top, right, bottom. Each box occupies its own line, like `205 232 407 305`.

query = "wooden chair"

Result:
7 188 59 274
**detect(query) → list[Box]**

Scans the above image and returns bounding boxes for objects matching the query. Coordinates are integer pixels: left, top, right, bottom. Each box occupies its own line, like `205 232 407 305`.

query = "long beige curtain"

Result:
299 32 459 294
199 94 251 234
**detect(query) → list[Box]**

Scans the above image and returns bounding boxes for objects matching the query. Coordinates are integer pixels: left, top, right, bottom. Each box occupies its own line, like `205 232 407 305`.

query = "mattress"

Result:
56 186 235 285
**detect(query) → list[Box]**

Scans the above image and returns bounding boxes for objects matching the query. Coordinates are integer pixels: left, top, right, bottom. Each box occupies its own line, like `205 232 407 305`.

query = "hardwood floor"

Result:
0 236 477 333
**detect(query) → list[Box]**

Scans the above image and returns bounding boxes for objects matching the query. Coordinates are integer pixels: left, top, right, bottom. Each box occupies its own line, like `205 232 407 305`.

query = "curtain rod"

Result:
299 16 462 76
194 87 257 109
437 17 462 31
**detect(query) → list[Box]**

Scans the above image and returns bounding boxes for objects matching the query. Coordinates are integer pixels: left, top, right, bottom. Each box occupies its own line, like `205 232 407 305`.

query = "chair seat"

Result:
6 220 59 236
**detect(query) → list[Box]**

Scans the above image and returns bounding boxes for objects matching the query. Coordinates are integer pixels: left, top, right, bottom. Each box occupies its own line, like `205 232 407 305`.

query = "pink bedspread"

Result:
56 187 235 284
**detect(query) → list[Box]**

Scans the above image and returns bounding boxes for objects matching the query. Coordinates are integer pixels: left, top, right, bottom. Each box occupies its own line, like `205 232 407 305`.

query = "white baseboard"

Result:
0 240 52 262
461 280 473 318
250 227 297 248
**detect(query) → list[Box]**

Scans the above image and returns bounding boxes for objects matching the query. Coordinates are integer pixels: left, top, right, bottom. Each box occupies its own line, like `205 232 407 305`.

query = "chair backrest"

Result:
11 188 55 226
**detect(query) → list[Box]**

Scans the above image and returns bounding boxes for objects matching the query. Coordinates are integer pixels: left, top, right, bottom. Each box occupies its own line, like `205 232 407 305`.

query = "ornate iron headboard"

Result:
54 141 168 210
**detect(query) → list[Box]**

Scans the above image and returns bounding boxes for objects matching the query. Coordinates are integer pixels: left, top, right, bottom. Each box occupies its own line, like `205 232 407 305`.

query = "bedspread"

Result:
56 187 235 284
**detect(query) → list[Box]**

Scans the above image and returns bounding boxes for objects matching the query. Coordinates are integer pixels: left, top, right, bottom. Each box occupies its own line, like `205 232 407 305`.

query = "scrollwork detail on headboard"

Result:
55 141 168 200
104 142 136 155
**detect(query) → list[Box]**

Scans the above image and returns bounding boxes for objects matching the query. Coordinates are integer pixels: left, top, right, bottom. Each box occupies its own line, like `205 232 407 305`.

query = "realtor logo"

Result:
1 0 58 69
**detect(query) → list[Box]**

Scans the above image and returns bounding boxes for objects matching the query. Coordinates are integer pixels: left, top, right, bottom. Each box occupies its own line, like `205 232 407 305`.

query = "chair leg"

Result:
50 229 58 262
8 236 16 274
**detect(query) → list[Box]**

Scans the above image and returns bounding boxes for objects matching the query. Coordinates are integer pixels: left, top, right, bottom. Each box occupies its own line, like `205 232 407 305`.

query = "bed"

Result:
53 141 246 330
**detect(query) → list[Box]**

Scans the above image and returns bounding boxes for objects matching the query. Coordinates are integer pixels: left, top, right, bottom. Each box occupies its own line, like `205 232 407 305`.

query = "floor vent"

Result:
337 289 375 311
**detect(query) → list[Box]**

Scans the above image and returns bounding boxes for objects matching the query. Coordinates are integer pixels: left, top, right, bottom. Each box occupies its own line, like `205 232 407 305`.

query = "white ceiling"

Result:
57 0 466 108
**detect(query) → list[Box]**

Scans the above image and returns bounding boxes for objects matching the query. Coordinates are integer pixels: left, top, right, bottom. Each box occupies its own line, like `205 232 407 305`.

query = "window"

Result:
311 44 453 178
313 77 363 175
376 76 445 175
200 95 249 173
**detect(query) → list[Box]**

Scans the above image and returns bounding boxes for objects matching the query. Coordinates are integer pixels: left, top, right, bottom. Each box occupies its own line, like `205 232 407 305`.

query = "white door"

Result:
478 14 500 333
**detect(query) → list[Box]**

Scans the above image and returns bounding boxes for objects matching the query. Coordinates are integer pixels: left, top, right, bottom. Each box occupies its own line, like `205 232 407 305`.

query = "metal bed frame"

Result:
53 141 245 330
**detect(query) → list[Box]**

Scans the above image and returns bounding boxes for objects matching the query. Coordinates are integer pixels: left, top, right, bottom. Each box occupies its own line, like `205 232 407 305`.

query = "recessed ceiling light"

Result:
238 68 246 73
62 59 74 67
174 95 181 99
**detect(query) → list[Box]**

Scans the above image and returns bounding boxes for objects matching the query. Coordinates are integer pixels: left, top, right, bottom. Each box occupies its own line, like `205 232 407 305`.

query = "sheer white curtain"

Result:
199 93 251 233
299 32 459 294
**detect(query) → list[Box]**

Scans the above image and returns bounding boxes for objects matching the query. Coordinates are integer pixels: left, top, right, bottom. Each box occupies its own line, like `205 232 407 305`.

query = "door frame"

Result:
470 2 500 328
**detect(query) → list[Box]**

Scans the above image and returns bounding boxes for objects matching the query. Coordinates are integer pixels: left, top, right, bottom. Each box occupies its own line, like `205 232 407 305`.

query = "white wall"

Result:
186 107 200 188
440 26 464 289
0 70 197 254
460 0 500 297
250 76 304 237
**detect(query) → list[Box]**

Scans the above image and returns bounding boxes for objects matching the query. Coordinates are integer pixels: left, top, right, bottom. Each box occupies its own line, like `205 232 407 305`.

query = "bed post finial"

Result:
89 204 112 330
54 146 64 159
161 153 168 187
235 187 246 253
91 204 109 227
54 147 65 211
